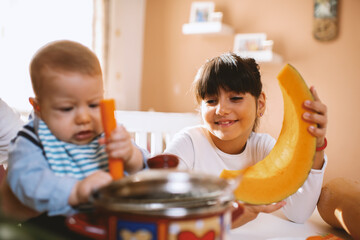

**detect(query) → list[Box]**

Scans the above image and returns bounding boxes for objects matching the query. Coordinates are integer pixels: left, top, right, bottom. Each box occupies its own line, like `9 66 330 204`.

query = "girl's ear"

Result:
29 97 41 117
257 92 266 117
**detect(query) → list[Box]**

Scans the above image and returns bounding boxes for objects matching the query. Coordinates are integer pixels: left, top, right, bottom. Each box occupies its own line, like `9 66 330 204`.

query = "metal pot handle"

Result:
66 212 106 240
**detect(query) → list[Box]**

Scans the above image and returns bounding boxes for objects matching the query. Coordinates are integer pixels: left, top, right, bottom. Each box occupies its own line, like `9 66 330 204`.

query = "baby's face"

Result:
37 71 104 145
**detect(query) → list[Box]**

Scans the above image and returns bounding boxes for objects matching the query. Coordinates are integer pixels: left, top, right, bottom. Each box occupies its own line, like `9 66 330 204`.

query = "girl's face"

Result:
33 70 104 145
201 88 265 154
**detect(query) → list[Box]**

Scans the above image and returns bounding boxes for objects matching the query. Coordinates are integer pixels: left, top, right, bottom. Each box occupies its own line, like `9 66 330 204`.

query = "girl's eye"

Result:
231 96 243 101
205 99 217 105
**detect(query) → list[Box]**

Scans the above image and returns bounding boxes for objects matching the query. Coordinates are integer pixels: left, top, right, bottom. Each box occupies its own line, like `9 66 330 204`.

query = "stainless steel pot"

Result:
67 169 242 240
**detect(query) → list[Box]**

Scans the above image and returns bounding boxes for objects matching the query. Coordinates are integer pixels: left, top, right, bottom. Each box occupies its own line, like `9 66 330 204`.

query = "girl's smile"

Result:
215 119 239 127
201 88 265 154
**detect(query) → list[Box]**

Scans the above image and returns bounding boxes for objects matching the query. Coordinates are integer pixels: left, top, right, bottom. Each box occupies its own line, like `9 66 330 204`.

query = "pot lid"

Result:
92 170 237 216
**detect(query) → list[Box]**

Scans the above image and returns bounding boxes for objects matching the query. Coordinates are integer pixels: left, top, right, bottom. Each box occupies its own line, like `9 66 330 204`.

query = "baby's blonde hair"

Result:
30 40 102 97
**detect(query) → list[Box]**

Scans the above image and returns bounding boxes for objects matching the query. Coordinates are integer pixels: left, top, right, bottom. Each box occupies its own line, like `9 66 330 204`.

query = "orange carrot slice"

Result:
306 234 344 240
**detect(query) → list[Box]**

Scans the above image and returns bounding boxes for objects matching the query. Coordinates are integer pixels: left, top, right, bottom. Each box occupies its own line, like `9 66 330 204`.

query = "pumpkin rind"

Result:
317 178 360 239
220 64 316 204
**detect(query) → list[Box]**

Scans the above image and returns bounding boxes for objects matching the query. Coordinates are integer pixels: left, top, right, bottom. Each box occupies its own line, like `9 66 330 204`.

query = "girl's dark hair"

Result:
193 52 262 103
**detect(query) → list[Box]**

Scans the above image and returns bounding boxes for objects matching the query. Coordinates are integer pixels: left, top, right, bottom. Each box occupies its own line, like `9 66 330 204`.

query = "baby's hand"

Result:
69 170 112 206
100 125 135 164
302 86 328 147
99 125 144 174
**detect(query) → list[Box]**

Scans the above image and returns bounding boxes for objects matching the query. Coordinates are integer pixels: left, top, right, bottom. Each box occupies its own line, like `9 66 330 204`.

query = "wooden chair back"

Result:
115 110 201 156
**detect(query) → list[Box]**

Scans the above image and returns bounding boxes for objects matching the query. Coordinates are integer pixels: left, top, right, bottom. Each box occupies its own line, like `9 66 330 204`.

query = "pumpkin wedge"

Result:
220 64 316 204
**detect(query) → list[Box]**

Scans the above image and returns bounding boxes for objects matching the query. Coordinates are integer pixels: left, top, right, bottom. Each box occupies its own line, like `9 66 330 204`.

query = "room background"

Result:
1 0 359 184
139 0 360 183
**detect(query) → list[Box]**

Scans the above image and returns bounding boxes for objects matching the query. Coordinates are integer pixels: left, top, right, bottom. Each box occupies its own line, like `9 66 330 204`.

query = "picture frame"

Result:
233 33 267 52
314 0 338 19
189 2 215 23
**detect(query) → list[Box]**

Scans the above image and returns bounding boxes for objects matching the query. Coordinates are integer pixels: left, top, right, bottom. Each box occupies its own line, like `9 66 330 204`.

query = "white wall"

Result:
105 0 147 110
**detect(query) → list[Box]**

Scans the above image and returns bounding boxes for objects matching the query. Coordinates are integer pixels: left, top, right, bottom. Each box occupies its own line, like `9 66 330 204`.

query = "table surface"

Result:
229 207 351 240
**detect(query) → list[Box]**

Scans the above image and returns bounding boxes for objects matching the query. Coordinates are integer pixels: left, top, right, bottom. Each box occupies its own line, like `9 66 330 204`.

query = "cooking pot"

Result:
66 155 243 240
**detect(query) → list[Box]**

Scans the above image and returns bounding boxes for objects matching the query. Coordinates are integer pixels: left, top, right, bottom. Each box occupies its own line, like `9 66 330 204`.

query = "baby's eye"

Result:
89 103 100 108
59 107 73 112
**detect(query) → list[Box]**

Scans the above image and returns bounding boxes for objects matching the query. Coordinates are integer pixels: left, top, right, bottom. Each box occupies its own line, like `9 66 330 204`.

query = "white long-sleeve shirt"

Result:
0 99 24 166
165 126 327 224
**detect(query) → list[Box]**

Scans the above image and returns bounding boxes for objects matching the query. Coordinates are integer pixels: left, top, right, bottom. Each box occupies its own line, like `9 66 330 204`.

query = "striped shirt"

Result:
38 120 108 180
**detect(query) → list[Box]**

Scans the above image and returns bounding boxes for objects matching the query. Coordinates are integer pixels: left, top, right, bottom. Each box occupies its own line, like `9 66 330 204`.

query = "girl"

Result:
165 52 328 227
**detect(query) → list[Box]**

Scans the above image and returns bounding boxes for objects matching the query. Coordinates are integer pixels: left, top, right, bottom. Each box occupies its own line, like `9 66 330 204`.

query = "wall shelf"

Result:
234 50 283 64
182 22 234 35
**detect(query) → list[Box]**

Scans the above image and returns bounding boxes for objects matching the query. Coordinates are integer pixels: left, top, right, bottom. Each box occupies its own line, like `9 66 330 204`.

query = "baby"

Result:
6 40 148 217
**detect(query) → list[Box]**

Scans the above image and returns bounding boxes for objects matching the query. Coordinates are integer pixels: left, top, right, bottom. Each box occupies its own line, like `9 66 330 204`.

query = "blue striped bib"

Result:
38 120 108 180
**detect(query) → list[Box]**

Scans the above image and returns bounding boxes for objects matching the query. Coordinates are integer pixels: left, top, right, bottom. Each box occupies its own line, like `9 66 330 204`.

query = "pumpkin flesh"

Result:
220 64 316 204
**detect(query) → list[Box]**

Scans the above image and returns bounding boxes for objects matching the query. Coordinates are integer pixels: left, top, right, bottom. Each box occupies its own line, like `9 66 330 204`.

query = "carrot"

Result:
307 237 323 240
100 99 124 180
306 234 344 240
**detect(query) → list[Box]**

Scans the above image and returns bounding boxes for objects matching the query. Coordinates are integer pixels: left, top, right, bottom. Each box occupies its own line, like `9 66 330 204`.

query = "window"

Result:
0 0 94 114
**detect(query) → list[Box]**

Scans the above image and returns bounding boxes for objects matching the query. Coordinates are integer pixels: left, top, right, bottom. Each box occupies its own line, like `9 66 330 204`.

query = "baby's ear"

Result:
29 97 40 116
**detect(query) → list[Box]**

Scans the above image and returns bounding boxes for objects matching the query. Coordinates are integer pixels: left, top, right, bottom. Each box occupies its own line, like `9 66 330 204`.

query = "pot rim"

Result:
91 170 236 217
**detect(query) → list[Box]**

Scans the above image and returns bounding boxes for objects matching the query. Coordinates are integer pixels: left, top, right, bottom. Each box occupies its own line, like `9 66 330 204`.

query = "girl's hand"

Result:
69 170 112 206
302 86 328 169
302 86 328 148
231 201 286 228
